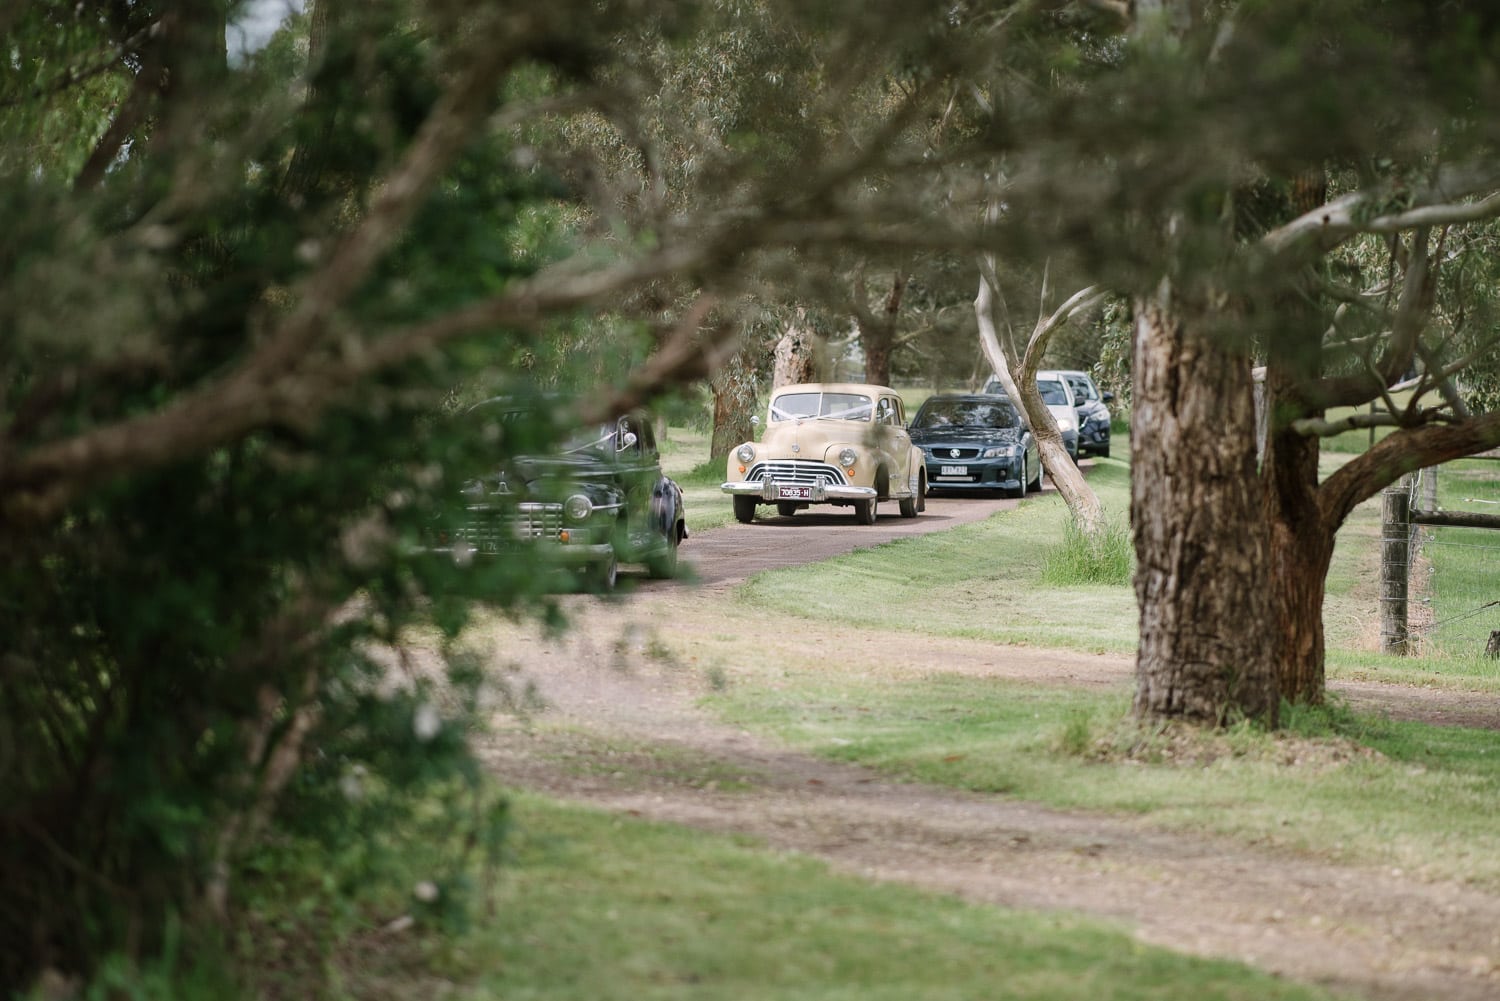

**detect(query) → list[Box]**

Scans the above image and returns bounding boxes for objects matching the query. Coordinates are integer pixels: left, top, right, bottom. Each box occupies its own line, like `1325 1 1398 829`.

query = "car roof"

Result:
918 393 1014 404
772 382 901 396
1037 369 1095 382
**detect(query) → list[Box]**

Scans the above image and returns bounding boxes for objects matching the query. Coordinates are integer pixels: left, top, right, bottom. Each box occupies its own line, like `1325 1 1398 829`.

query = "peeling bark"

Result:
1132 285 1277 725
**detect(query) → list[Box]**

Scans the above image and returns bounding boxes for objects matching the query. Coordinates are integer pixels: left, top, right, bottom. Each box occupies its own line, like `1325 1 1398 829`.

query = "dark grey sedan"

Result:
908 394 1042 499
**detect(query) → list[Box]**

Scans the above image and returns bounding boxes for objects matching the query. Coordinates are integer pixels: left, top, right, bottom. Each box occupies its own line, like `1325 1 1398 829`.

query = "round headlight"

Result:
564 494 593 521
735 443 756 463
838 447 858 468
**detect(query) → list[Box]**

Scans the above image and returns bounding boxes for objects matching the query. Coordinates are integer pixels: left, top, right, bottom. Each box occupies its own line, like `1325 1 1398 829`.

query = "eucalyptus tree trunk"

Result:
974 269 1105 539
1131 284 1278 725
1262 408 1334 704
1261 170 1334 705
710 349 758 461
854 270 906 387
772 308 821 388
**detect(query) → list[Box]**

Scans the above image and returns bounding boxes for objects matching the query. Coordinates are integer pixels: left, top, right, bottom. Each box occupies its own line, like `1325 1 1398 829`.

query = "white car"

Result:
983 375 1079 461
721 382 925 525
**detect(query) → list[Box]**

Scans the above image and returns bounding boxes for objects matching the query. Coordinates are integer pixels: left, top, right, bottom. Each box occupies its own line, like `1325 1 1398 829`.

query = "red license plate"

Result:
778 486 812 500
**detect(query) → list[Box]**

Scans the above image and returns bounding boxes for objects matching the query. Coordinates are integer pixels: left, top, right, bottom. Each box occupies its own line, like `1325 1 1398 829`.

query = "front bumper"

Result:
423 538 615 566
1078 424 1110 455
922 456 1025 492
425 502 617 566
720 480 877 502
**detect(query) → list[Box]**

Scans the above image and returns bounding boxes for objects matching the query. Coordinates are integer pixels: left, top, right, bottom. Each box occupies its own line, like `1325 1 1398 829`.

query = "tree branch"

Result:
1263 165 1500 257
1318 411 1500 525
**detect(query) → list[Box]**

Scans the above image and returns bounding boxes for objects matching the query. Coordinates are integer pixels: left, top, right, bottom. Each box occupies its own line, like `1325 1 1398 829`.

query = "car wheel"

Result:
646 529 679 579
918 472 927 512
899 492 918 518
1008 456 1029 499
587 554 618 593
1100 441 1111 459
777 501 798 517
855 497 877 525
1027 457 1042 492
733 495 756 524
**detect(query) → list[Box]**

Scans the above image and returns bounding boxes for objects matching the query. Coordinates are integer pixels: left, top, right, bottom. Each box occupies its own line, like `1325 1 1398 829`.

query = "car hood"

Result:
466 454 618 501
909 427 1025 447
1076 400 1110 422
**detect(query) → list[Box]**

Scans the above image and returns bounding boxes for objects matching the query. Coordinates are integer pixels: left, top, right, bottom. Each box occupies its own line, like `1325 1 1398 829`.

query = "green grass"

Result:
707 674 1500 888
444 792 1337 1001
1419 458 1500 657
738 459 1140 654
256 410 1497 1001
1040 515 1134 586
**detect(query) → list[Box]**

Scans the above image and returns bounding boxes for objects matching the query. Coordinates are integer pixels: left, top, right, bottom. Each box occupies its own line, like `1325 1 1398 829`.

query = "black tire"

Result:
917 473 926 512
733 495 756 524
1099 441 1111 459
777 501 798 517
1007 456 1028 499
645 529 679 579
1026 454 1042 493
585 554 617 592
854 497 877 525
899 491 918 518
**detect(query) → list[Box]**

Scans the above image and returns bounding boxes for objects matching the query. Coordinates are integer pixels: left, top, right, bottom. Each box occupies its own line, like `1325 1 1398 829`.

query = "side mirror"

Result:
1073 393 1086 407
1102 392 1115 403
750 415 761 427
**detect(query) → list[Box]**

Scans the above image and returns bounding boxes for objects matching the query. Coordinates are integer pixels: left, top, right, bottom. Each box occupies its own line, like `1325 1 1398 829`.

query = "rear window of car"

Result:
770 392 873 422
913 400 1018 430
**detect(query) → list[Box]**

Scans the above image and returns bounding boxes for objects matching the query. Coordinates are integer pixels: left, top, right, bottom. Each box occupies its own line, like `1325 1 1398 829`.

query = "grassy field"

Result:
267 414 1499 1001
679 444 1500 888
1418 457 1500 658
434 793 1337 1001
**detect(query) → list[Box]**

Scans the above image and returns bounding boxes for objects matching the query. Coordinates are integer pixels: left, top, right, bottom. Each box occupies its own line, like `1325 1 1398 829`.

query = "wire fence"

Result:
1394 464 1500 654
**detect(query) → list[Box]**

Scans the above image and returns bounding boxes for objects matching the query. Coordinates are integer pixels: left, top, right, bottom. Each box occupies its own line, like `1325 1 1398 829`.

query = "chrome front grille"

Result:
746 460 848 487
460 502 563 551
927 447 980 460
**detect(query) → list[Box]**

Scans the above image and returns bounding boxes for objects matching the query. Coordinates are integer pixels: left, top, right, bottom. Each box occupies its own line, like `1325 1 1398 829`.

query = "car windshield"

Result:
1037 380 1071 406
769 392 873 422
562 423 619 453
913 400 1017 430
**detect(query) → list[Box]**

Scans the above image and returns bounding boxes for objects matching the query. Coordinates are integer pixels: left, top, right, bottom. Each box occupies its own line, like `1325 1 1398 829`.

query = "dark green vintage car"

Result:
429 401 687 591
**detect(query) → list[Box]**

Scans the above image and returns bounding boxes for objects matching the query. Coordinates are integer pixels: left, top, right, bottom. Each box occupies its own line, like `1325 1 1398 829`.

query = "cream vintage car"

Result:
721 382 926 524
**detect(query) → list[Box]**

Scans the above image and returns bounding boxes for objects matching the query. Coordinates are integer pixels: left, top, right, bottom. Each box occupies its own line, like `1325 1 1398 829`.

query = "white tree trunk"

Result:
974 269 1106 539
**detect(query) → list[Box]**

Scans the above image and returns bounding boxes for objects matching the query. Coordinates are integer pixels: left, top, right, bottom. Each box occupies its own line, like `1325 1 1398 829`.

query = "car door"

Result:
876 394 914 495
611 415 655 544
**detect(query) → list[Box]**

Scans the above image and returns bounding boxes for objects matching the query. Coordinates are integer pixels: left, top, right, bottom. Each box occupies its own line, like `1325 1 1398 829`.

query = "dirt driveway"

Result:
470 491 1500 1001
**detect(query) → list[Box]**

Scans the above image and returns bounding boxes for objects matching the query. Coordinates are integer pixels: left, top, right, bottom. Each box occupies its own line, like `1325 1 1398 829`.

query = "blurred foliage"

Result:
0 2 645 994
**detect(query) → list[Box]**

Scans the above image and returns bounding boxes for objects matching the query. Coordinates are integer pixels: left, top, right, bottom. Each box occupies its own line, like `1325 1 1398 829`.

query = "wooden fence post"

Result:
1381 476 1411 655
